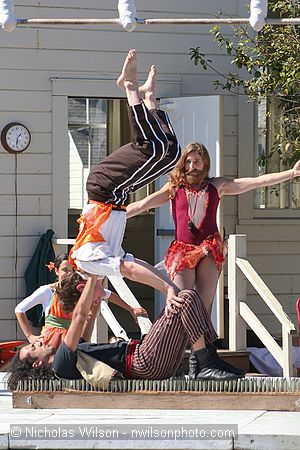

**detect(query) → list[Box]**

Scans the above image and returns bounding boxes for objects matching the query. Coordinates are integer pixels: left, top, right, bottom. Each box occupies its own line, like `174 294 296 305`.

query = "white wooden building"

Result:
0 0 299 342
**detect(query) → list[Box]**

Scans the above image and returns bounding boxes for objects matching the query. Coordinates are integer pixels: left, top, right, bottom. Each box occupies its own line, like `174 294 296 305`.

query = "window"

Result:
254 98 300 210
68 97 108 210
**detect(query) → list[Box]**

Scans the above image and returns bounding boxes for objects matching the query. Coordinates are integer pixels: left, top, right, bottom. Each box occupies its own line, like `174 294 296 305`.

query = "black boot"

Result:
206 343 246 376
188 350 198 380
194 348 241 381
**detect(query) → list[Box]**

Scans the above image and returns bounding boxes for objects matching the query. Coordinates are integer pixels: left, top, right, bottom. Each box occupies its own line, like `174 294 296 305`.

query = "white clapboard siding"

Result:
0 28 235 55
0 278 17 299
0 196 16 215
0 111 51 132
248 241 300 255
16 174 52 195
0 91 51 112
0 70 52 91
237 224 300 241
0 48 234 77
0 155 15 173
0 235 50 258
0 300 17 320
18 195 52 215
0 194 52 216
0 320 18 340
0 177 14 199
16 154 52 173
15 0 239 16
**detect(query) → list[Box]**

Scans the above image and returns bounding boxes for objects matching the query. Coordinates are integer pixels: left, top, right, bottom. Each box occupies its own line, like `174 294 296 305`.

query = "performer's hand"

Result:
91 297 102 308
165 287 184 317
27 334 43 344
93 279 106 299
292 160 300 178
131 306 148 322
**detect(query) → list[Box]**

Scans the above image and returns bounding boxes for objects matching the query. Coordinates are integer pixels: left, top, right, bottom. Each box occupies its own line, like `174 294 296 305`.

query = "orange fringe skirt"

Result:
164 232 227 280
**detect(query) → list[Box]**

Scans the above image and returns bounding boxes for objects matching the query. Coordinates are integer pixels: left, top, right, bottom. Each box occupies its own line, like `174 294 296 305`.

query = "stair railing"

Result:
228 234 295 377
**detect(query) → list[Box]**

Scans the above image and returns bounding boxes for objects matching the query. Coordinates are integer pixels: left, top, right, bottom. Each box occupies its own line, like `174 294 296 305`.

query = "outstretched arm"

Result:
64 276 98 351
126 183 170 218
216 160 300 197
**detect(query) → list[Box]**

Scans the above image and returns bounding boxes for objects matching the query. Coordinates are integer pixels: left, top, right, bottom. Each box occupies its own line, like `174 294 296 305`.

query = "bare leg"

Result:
173 268 196 291
133 258 179 290
120 258 180 305
120 258 179 291
139 65 157 110
116 49 140 106
195 256 221 316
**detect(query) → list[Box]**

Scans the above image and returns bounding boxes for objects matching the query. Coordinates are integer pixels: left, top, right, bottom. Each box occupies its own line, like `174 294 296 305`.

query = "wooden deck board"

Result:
13 390 300 411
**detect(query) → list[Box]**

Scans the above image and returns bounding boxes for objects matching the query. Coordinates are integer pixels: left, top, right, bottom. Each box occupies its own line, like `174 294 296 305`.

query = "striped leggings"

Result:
86 102 181 205
130 290 218 380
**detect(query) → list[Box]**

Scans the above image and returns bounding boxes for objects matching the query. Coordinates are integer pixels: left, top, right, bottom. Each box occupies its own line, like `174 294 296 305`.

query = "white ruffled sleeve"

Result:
15 285 53 314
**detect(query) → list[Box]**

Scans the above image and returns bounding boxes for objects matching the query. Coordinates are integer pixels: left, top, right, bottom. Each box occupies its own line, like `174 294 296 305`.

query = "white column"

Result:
228 234 247 351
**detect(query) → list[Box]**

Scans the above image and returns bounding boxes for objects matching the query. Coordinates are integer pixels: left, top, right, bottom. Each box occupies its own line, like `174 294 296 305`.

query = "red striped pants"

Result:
130 290 218 380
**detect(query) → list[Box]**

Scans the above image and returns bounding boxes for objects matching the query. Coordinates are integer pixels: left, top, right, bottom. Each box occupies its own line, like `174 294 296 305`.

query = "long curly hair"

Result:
56 271 83 313
168 142 211 198
6 350 54 391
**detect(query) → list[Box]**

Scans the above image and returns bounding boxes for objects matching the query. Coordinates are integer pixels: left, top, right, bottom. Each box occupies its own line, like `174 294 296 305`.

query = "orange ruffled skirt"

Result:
165 232 227 280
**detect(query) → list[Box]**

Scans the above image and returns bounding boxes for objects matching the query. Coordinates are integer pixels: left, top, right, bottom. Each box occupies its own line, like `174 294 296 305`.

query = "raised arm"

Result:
64 276 98 351
80 279 107 341
216 160 300 197
126 183 170 218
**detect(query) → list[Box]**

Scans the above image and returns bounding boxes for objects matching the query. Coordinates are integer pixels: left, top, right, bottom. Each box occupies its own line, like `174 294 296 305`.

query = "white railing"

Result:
228 234 295 377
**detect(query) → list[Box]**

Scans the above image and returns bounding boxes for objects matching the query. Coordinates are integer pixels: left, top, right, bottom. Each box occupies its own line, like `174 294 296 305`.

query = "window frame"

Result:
238 96 300 223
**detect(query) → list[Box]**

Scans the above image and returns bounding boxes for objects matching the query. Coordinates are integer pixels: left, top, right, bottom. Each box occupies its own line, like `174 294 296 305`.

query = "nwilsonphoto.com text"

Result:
10 424 238 441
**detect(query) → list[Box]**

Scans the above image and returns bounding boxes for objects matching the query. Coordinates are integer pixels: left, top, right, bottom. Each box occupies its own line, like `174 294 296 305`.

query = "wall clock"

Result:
1 122 31 154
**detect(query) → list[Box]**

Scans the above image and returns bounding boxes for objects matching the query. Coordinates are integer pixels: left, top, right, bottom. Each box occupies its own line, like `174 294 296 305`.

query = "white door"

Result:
155 96 224 335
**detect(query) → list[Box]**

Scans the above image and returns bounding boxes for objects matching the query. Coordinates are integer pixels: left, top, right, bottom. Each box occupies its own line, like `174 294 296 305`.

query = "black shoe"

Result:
206 343 246 376
196 366 240 381
188 351 198 380
194 348 241 381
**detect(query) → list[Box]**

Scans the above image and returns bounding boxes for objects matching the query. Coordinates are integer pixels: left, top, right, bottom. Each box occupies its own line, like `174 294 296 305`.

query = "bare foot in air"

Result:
139 65 157 98
117 49 138 91
139 65 157 109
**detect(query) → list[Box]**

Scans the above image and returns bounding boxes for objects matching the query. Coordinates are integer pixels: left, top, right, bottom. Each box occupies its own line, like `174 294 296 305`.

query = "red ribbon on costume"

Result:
124 339 139 378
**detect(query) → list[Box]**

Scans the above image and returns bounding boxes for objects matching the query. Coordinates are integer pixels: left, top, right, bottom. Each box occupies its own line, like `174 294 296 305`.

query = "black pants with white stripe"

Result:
86 102 181 205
